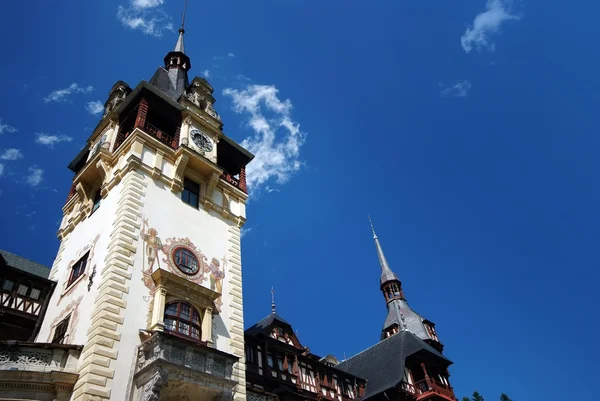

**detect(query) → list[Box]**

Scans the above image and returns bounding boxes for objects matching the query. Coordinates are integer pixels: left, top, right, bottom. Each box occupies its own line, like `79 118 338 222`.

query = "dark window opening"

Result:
173 247 199 275
91 189 102 214
52 315 70 344
68 252 89 286
164 301 202 341
181 178 199 208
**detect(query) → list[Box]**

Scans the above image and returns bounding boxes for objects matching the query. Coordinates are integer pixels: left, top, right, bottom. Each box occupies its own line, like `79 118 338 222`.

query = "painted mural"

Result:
140 217 226 312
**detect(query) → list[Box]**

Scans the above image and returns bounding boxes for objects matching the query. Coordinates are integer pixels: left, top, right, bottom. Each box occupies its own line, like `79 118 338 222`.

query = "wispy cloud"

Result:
0 119 17 135
86 100 105 115
35 133 73 147
0 149 23 161
223 84 306 193
202 70 211 78
440 80 472 98
26 166 44 187
117 0 173 37
228 52 236 58
0 164 4 178
241 227 252 238
265 186 280 193
44 83 94 103
461 0 520 53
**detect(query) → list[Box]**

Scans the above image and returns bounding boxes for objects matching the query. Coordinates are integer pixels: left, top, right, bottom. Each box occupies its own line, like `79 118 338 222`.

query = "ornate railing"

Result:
66 182 76 202
221 168 247 193
0 342 81 373
415 379 455 400
143 121 178 149
401 381 417 395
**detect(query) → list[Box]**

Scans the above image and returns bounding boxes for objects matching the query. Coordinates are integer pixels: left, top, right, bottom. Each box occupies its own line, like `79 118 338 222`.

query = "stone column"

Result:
202 306 213 345
150 287 167 331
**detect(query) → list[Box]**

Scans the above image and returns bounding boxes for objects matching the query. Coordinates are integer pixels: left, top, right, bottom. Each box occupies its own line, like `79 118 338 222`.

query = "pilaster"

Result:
72 170 147 401
228 225 246 401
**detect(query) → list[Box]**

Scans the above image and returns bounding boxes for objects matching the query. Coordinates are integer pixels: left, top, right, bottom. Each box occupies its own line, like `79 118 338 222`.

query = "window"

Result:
52 315 70 344
2 279 14 291
267 353 274 368
245 345 256 364
30 288 41 300
68 252 89 286
91 189 102 214
164 301 202 341
181 178 199 208
173 247 199 275
17 284 28 296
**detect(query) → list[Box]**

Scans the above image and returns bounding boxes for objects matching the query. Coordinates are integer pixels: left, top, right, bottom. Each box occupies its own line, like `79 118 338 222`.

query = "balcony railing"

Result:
401 381 417 395
221 170 247 193
415 378 455 400
143 121 178 149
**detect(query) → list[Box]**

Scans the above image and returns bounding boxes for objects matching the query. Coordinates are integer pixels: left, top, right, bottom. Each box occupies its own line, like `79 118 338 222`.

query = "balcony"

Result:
133 331 239 401
0 341 81 398
415 378 455 400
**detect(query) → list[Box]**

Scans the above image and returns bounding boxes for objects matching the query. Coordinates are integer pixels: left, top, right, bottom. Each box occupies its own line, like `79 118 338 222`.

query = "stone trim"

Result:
72 170 147 401
227 225 246 400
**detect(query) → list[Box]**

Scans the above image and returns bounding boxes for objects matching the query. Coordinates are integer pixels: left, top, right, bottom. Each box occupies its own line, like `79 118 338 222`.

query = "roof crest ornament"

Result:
173 0 187 52
271 286 276 314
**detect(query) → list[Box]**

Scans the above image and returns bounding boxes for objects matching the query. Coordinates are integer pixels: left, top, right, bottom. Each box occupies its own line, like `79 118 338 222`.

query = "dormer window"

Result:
424 322 440 342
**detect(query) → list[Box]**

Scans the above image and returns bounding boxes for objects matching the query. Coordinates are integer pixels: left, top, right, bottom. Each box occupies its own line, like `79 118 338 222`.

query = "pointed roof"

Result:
369 216 400 286
245 313 292 336
337 331 451 399
174 29 185 53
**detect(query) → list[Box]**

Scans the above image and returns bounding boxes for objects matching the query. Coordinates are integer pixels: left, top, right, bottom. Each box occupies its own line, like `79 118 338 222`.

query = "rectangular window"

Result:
181 178 200 208
68 252 89 286
52 315 70 344
2 279 14 291
17 284 28 296
91 189 102 214
30 288 41 300
267 353 274 368
245 346 256 364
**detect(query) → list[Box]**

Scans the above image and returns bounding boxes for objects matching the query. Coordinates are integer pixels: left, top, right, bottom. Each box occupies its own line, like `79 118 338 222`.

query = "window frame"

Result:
52 315 71 344
68 252 89 287
172 247 200 275
90 189 102 215
163 301 202 342
181 177 200 209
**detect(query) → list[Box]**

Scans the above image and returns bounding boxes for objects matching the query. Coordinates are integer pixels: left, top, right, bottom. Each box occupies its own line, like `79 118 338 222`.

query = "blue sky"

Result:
1 0 598 400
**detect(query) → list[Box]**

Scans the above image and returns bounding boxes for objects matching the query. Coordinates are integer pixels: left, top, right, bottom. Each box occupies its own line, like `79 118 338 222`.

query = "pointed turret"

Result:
369 216 400 288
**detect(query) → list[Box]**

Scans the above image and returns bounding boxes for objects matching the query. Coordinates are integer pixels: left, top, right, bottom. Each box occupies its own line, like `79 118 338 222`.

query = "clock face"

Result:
191 129 213 152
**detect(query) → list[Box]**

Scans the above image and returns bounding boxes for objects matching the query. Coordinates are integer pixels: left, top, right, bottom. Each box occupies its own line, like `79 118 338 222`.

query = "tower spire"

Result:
174 0 187 52
271 287 276 314
368 216 399 286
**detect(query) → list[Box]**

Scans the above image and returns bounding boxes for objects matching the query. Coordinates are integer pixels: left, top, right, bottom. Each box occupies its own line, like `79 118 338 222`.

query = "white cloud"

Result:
44 83 94 103
0 149 23 160
461 0 520 53
0 164 4 177
132 0 163 8
86 100 105 115
440 80 472 97
0 119 17 135
228 52 236 58
35 133 73 147
26 166 44 187
241 227 252 238
223 84 306 193
202 70 211 78
265 186 280 193
117 0 173 37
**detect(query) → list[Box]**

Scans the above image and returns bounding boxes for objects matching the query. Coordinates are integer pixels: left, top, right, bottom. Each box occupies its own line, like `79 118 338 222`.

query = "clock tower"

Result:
36 12 253 401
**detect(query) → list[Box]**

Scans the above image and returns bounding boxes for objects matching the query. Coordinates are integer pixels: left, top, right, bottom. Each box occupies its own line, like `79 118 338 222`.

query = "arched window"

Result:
164 301 202 341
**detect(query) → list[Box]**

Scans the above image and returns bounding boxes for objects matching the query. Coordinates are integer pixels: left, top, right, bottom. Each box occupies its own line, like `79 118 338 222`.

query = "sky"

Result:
0 0 598 400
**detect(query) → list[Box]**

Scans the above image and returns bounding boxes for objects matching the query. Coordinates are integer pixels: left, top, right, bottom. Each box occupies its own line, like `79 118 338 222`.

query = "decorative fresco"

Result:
47 295 83 343
59 234 100 302
140 217 227 312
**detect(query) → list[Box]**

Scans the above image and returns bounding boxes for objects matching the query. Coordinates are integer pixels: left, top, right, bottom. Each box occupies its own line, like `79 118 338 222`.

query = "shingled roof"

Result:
336 331 451 399
0 250 51 279
245 313 292 336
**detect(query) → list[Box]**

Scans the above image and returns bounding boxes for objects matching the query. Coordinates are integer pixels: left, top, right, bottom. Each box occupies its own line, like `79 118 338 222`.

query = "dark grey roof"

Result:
149 66 189 102
245 313 292 335
382 299 431 341
337 331 450 399
0 250 51 279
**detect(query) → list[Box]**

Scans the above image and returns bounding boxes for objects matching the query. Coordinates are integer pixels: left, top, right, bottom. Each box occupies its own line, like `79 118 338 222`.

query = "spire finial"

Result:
271 287 276 314
173 0 187 52
180 0 188 33
369 215 378 239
